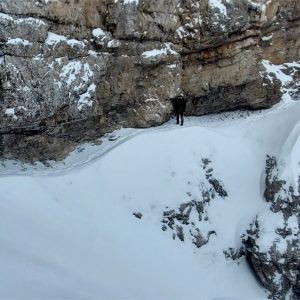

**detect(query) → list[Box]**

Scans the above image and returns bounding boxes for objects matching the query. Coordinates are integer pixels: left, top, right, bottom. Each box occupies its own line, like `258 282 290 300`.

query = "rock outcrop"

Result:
0 0 299 161
244 124 300 299
161 158 226 248
244 210 300 299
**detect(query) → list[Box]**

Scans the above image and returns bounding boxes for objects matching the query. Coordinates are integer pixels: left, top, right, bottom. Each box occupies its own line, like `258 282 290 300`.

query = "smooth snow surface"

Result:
1 89 300 298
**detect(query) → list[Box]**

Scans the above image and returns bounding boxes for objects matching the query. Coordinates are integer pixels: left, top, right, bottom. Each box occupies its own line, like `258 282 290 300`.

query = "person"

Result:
172 95 186 126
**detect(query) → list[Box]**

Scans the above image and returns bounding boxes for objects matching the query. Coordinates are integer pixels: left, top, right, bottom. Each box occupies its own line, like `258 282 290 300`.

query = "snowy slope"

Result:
1 98 300 299
0 58 300 299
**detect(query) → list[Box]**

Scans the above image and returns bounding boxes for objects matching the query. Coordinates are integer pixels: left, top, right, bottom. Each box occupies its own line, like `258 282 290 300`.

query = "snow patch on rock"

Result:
46 32 85 48
59 61 93 87
6 38 32 46
209 0 227 15
0 12 14 21
107 39 121 48
262 60 300 102
262 34 273 41
262 60 293 85
46 32 67 45
255 210 298 254
92 28 107 39
142 43 178 58
123 0 139 5
4 108 17 119
15 17 46 27
77 83 96 111
67 39 85 48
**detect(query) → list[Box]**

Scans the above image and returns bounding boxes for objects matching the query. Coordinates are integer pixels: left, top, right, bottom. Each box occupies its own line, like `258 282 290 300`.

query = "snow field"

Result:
0 59 300 299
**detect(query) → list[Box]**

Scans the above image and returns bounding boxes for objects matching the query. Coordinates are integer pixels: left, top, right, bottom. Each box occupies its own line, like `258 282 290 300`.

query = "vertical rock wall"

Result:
0 0 299 161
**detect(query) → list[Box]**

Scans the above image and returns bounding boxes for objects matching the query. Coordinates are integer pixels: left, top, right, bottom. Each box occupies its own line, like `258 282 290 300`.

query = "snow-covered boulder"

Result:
264 122 300 217
244 122 300 299
244 211 300 299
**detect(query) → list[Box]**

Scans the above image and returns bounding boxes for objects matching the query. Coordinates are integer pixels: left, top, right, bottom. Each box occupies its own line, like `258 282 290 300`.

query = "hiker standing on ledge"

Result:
172 95 186 126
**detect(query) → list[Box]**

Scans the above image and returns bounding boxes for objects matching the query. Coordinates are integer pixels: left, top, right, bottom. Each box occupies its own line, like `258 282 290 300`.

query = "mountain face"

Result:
0 0 299 161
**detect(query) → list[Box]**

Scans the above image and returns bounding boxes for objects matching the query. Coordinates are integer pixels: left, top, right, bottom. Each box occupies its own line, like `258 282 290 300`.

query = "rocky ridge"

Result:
0 0 300 161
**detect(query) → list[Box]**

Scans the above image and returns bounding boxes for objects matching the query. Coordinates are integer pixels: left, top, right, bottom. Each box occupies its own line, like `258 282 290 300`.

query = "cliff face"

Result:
0 0 299 161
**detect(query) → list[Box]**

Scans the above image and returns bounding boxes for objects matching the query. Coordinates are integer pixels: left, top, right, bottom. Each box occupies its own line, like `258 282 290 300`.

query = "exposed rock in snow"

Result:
161 159 226 248
244 210 300 299
244 122 300 299
264 122 300 217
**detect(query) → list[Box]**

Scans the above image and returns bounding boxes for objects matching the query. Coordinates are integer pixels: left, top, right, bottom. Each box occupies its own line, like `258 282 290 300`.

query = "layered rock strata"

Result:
0 0 299 160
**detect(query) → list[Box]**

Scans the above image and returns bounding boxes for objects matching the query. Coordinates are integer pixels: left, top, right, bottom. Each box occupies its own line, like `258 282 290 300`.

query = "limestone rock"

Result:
0 0 299 161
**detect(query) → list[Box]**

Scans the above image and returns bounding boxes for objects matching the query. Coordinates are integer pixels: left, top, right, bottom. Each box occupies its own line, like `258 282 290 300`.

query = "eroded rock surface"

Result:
0 0 299 160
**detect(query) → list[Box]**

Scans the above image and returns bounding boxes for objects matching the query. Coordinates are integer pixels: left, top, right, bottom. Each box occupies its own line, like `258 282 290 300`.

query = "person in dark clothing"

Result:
172 95 186 126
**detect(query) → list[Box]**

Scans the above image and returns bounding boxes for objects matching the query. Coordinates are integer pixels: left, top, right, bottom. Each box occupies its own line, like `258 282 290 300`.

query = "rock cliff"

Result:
0 0 299 161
